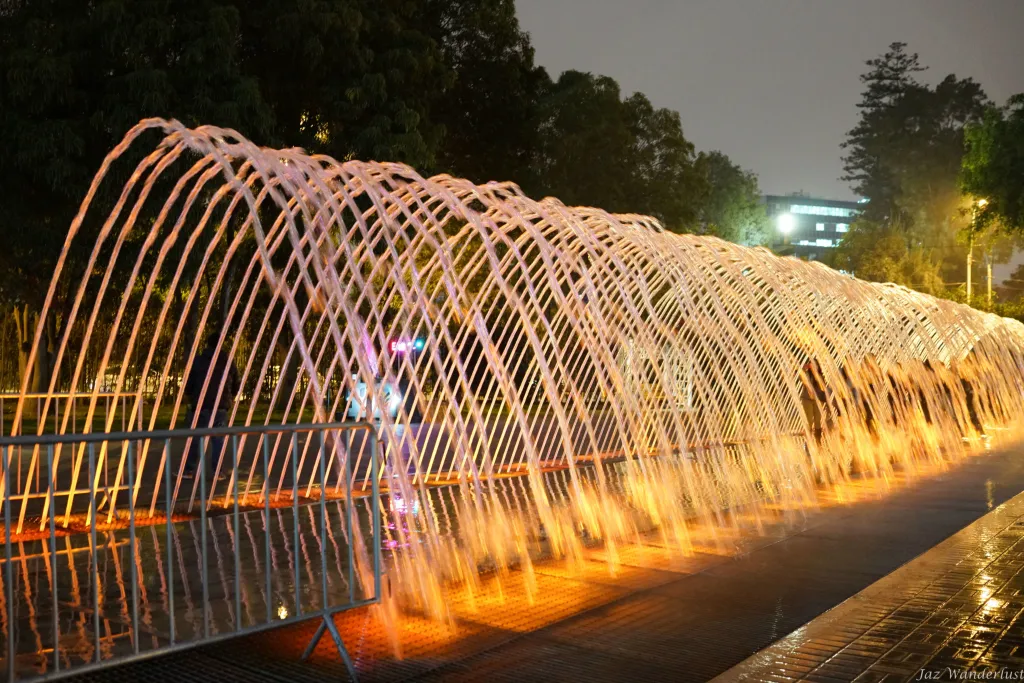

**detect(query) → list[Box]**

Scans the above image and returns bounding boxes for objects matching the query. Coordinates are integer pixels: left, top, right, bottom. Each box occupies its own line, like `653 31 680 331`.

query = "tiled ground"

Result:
715 474 1024 682
59 446 1024 683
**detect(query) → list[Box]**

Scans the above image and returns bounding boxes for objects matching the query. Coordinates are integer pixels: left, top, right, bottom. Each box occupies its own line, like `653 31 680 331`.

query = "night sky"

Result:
515 0 1024 202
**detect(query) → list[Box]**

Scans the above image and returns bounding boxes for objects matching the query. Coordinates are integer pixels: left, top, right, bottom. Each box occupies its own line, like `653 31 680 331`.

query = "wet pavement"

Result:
44 444 1024 683
716 465 1024 682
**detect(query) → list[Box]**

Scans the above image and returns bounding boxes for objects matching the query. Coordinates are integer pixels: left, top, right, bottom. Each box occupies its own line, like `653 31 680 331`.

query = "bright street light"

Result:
977 198 989 208
777 213 796 235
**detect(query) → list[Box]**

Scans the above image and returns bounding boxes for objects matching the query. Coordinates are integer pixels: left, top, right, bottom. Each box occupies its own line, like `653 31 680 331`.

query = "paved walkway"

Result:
64 446 1024 683
717 467 1024 682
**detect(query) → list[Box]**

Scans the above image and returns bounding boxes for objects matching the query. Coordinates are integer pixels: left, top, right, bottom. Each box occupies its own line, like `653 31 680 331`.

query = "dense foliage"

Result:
693 151 770 246
962 95 1024 233
5 7 1022 396
838 41 1024 303
0 0 770 392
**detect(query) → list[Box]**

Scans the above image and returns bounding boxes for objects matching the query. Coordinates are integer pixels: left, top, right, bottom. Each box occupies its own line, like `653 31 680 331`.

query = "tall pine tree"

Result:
841 42 989 283
841 42 927 219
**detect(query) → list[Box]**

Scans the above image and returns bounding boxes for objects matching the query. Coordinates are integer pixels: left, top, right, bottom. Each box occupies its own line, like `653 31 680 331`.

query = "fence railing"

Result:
0 393 147 506
0 421 381 682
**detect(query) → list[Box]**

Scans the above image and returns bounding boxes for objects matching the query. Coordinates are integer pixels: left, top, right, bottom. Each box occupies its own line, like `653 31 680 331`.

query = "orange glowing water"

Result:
4 119 1024 657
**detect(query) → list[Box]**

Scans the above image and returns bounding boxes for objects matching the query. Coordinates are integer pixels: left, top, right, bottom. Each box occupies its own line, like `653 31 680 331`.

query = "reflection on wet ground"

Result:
716 462 1024 682
46 442 1024 683
0 440 765 678
3 502 373 679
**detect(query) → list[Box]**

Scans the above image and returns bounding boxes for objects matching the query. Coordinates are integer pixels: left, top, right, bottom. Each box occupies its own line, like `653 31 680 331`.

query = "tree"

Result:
623 93 706 232
834 218 946 296
231 0 448 167
841 42 989 285
843 44 987 230
534 71 704 232
0 0 272 395
693 151 770 246
842 42 927 218
0 0 464 397
534 72 633 209
998 262 1024 303
424 0 549 189
961 95 1024 233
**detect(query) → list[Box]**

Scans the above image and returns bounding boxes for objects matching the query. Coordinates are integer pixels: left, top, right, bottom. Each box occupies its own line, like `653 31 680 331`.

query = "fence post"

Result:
232 435 241 631
47 444 59 673
200 437 209 640
88 443 99 663
164 438 175 645
127 439 139 654
4 444 17 682
262 436 271 625
291 431 300 618
345 430 354 604
318 431 328 610
371 428 381 602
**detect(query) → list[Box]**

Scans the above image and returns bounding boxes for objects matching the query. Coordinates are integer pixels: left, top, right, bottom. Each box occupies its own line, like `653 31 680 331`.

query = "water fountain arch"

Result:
7 119 1024 623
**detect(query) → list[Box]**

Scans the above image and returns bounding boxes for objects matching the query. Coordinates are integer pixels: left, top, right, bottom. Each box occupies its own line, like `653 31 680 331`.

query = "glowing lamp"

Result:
777 213 796 235
414 338 425 351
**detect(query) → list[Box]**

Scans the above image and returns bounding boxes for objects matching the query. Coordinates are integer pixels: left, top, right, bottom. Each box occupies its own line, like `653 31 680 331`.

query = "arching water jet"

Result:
6 119 1024 633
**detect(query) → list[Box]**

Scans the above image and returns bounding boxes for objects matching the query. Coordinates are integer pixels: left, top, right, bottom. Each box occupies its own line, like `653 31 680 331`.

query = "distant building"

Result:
764 194 865 262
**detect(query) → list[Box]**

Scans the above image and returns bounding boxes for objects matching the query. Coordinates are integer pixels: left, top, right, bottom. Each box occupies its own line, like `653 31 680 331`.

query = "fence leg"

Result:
300 614 359 681
300 619 326 660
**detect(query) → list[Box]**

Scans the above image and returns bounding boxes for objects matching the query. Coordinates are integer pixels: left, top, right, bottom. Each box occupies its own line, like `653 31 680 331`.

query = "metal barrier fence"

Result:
0 394 146 515
0 422 381 682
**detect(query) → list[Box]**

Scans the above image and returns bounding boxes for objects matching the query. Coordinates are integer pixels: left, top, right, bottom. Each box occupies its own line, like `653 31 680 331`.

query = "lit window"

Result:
816 238 833 247
791 205 856 218
816 222 825 232
836 223 849 233
797 240 814 246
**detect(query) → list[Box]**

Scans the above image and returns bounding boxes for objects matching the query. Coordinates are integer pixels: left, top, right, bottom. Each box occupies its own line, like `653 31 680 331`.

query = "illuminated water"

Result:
5 119 1024 665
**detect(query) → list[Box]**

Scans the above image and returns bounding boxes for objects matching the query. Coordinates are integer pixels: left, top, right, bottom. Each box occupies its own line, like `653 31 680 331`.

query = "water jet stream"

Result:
7 119 1024 633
